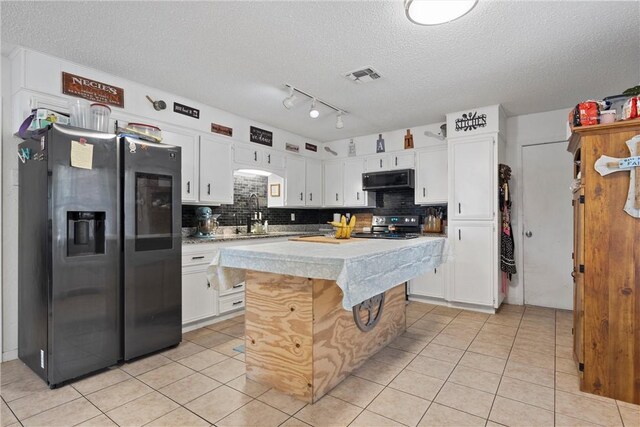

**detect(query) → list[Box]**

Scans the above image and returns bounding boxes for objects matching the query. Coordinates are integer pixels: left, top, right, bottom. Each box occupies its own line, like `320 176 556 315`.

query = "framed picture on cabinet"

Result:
270 184 281 197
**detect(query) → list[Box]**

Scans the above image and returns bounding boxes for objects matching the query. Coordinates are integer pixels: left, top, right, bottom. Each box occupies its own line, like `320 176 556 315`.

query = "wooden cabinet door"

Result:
285 155 306 207
199 136 233 204
323 161 344 206
450 136 495 220
449 221 494 305
182 267 217 324
415 147 448 205
305 159 323 207
344 159 367 206
573 188 585 368
163 129 199 203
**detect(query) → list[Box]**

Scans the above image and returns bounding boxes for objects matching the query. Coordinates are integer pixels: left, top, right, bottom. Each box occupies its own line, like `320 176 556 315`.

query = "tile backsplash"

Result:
182 174 446 228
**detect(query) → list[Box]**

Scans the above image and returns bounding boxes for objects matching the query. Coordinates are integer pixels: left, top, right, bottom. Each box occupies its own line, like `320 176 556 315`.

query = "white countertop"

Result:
207 236 450 309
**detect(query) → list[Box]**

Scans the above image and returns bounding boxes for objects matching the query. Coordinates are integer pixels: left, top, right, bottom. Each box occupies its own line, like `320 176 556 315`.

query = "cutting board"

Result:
354 213 373 232
289 236 362 244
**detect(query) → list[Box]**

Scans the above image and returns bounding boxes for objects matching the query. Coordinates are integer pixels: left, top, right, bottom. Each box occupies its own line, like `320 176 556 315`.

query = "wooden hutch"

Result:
568 120 640 405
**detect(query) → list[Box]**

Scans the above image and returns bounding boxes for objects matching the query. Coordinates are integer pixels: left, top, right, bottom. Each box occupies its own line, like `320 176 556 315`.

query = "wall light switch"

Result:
291 213 295 221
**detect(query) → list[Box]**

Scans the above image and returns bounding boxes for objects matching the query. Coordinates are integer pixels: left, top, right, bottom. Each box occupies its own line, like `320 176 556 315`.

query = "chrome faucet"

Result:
247 193 263 233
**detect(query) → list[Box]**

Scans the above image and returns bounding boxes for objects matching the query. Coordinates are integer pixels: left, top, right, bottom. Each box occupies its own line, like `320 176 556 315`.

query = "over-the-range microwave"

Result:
362 169 415 191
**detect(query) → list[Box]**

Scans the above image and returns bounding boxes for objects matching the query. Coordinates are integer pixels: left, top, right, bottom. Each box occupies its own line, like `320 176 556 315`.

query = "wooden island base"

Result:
244 270 406 403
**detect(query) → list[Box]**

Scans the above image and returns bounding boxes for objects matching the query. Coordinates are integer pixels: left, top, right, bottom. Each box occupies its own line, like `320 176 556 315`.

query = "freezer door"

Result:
122 137 182 360
47 125 121 385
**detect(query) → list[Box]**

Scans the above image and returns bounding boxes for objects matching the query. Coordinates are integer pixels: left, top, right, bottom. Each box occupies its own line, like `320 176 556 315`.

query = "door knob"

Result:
525 231 533 237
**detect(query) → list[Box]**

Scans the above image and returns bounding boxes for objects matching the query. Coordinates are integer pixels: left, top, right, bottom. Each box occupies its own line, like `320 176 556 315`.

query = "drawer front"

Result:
219 294 245 314
182 253 213 266
219 282 245 297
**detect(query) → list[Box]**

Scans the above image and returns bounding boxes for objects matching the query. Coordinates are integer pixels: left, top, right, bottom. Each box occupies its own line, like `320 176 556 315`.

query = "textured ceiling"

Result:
2 1 639 142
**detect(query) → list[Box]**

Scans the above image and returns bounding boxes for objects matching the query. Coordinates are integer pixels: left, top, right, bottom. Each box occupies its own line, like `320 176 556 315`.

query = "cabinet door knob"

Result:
525 231 533 238
423 187 426 197
254 151 257 161
268 154 271 164
379 159 383 168
336 193 339 201
458 229 461 240
187 181 190 194
300 192 303 201
356 192 360 200
458 202 461 214
207 281 211 288
309 193 312 201
395 156 398 166
207 183 211 195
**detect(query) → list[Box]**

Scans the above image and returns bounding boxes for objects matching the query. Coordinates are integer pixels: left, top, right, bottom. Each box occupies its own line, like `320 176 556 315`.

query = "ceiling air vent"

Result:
344 66 382 83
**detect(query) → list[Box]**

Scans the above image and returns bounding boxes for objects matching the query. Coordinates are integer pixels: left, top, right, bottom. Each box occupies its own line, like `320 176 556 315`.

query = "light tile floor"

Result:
1 304 639 427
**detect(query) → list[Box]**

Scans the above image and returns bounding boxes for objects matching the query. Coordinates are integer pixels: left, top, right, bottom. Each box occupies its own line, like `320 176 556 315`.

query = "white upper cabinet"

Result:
344 159 368 206
364 152 415 172
365 155 389 172
233 144 285 170
449 221 495 306
162 129 199 203
199 136 234 204
415 147 448 205
389 152 415 170
449 136 495 220
323 161 344 207
285 155 307 207
305 159 323 207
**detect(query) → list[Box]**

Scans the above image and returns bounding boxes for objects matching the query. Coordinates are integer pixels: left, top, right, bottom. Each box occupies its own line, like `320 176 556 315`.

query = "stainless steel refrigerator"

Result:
18 124 181 387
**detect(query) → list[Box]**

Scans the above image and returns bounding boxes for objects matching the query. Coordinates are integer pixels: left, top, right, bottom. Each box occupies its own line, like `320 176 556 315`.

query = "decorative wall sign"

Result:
376 134 386 153
352 292 385 332
285 143 299 153
62 72 124 108
455 111 487 132
305 143 317 152
404 129 414 149
250 126 273 147
173 102 200 119
211 123 233 137
348 139 356 157
594 135 640 218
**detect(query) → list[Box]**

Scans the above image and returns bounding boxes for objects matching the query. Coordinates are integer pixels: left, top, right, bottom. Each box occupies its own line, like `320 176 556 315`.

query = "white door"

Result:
450 221 494 306
522 142 573 309
409 264 446 298
263 149 286 170
182 267 217 324
234 145 262 166
285 155 306 207
344 159 366 206
162 129 198 203
365 155 388 172
390 152 415 170
323 161 344 206
415 147 448 205
305 159 323 207
199 136 233 204
450 136 495 221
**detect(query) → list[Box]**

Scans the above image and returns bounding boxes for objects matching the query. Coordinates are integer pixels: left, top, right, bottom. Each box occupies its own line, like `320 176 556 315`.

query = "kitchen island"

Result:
207 236 449 402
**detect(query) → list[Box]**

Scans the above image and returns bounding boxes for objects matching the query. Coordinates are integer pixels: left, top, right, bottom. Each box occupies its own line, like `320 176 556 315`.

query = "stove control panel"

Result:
372 216 420 226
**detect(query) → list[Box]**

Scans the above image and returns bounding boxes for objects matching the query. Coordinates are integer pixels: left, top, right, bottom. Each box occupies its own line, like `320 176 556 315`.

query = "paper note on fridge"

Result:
70 140 93 169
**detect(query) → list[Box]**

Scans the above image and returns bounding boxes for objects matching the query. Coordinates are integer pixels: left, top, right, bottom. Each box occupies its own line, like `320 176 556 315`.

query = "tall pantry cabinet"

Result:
446 105 506 309
568 120 640 405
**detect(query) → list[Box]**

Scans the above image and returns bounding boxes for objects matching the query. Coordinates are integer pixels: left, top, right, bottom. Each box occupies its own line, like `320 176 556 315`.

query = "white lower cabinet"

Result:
219 293 245 314
409 263 447 299
182 265 218 324
449 221 495 306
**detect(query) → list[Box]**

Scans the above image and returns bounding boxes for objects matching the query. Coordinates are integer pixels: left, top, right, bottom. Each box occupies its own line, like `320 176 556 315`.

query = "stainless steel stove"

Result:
352 215 421 240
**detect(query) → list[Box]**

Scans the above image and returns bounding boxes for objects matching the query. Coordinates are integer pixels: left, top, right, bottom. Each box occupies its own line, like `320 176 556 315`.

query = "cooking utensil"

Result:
145 95 167 111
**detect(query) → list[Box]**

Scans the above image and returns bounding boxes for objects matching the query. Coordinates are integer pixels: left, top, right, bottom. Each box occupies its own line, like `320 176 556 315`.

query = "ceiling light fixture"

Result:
404 0 477 26
282 87 296 109
309 98 320 119
282 84 348 126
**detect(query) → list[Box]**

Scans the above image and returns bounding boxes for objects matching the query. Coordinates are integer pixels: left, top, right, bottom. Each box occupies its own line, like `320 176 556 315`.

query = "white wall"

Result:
323 122 448 159
1 47 323 361
504 108 572 305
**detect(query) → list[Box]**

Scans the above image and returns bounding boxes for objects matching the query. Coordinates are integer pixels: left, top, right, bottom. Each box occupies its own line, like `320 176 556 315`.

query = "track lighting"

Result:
282 84 347 127
309 98 320 119
282 87 296 109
